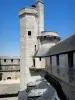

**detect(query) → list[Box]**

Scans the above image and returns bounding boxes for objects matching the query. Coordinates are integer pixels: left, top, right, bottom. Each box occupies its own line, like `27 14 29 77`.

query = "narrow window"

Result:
39 58 41 61
56 55 59 66
35 45 36 51
28 31 31 36
4 59 6 62
33 59 35 67
11 59 13 62
68 52 73 67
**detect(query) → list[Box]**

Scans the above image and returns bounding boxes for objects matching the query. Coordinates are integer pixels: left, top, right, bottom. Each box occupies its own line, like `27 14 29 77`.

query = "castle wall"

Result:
0 59 20 66
35 38 59 69
0 57 20 81
1 72 20 80
35 58 46 69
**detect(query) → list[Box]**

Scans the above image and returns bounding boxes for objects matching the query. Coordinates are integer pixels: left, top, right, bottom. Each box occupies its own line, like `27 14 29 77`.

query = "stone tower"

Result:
19 0 44 91
36 0 44 48
36 0 44 35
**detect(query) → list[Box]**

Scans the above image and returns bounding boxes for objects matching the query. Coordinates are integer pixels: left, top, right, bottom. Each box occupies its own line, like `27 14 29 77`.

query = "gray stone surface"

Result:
0 97 18 100
0 83 20 94
19 78 60 100
27 80 42 87
0 56 20 80
28 88 47 97
18 90 27 100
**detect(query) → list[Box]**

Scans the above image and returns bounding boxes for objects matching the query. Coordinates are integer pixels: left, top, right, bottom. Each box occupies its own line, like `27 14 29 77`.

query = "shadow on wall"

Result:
0 59 2 80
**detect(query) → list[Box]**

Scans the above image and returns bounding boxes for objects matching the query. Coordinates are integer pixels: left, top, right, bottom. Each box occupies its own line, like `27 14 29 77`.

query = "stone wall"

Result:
0 56 20 81
19 6 39 90
1 72 20 80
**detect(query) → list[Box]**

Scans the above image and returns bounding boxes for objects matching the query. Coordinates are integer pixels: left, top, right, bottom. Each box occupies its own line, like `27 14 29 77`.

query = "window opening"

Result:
28 31 31 36
33 59 35 67
39 58 41 61
4 59 6 62
35 45 36 51
11 59 13 62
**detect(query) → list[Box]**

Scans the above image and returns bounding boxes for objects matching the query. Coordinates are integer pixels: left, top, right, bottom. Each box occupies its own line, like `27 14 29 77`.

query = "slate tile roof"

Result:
35 34 75 57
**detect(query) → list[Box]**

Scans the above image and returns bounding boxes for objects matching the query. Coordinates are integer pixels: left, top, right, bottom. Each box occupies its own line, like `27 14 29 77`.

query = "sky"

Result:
0 0 75 56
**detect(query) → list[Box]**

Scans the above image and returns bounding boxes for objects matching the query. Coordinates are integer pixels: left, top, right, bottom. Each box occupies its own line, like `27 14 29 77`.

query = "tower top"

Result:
36 0 43 4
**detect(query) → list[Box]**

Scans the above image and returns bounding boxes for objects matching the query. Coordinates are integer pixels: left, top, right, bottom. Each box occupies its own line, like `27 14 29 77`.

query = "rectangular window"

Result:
68 52 73 67
11 59 13 62
35 45 36 51
28 31 31 36
56 55 59 66
4 59 6 62
33 59 35 67
39 58 41 61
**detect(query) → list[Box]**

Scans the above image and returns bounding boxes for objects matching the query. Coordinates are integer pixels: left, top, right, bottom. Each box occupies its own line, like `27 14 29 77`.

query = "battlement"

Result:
19 7 37 16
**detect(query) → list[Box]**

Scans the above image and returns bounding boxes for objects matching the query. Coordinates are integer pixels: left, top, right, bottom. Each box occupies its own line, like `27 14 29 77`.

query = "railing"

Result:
68 68 75 83
45 65 75 85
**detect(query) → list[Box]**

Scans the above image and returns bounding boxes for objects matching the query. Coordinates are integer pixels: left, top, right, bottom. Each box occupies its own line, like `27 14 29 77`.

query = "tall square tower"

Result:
19 0 44 90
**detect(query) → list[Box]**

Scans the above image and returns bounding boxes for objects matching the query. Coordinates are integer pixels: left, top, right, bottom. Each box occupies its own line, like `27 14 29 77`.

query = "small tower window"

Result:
28 31 31 36
33 59 35 67
39 58 41 61
35 45 36 51
4 59 6 62
11 59 13 62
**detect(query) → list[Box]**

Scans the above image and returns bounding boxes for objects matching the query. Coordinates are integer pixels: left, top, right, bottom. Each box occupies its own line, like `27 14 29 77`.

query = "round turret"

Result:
37 31 60 48
37 31 60 40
